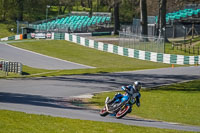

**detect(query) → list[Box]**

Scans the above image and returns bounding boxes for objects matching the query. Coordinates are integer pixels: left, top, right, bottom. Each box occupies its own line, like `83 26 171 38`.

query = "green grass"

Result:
9 40 171 70
0 65 55 78
0 71 19 77
0 23 15 38
21 65 55 75
90 80 200 126
0 110 194 133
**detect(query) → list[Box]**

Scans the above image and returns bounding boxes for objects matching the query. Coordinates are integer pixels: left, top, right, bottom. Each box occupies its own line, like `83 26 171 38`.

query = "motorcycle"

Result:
100 92 138 119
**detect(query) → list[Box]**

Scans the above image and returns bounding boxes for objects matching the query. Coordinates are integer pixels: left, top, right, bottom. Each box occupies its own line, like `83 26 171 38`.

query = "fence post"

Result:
16 63 19 73
5 62 8 76
189 46 190 54
172 43 174 50
19 63 22 75
184 44 186 53
181 44 182 51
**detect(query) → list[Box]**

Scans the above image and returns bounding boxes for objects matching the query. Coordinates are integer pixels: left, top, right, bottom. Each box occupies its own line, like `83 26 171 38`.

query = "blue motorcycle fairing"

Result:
121 95 129 103
114 99 120 103
112 93 123 103
115 93 123 99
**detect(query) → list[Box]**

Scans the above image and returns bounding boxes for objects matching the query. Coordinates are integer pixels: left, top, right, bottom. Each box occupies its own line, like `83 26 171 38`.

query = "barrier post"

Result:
5 62 8 76
20 34 23 40
195 62 198 67
172 64 174 68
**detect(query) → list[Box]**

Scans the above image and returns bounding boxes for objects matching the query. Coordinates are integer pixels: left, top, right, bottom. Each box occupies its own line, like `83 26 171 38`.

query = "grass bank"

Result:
0 110 194 133
0 23 15 38
7 40 173 77
90 80 200 126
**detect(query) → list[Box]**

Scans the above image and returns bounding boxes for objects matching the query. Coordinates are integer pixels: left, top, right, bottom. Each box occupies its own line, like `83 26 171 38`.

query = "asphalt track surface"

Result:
1 66 200 132
0 42 94 70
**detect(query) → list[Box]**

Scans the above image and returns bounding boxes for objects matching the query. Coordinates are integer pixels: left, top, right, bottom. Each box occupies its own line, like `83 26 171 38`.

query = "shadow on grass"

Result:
22 71 30 75
145 86 200 92
122 117 160 123
147 87 200 92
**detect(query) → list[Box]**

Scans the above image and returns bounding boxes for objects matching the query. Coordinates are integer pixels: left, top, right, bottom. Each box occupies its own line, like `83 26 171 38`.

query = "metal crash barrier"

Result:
0 61 22 75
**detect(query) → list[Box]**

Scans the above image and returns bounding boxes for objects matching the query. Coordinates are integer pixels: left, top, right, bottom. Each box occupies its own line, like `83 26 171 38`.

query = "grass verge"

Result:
0 110 194 133
90 80 200 126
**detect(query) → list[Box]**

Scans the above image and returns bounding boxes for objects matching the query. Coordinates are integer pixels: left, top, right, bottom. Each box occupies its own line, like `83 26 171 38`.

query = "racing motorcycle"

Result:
99 92 138 119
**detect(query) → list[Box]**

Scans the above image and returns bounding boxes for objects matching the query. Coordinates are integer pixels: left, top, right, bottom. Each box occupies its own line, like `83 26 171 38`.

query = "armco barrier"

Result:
63 33 200 65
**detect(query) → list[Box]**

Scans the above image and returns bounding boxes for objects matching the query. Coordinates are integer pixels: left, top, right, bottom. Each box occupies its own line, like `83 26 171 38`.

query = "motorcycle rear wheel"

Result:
100 107 109 117
115 105 130 119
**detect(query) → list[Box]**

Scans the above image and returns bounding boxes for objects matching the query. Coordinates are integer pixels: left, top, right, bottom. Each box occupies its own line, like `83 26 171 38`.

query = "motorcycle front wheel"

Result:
99 107 109 117
115 105 131 119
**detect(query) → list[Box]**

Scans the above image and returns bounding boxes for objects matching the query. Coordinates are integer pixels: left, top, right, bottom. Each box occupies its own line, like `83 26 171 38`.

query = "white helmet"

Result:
133 81 142 91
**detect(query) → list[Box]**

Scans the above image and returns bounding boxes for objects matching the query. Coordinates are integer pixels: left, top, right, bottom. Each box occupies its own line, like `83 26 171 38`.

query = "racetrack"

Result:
0 66 200 132
0 42 94 70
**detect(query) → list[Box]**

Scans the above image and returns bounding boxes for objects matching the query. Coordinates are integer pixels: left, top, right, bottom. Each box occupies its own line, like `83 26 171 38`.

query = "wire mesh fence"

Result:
119 32 165 53
172 40 200 55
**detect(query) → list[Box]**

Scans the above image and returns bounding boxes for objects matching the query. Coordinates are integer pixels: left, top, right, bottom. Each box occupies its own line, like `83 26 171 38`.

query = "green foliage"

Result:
90 80 200 126
0 0 198 24
0 110 194 133
119 0 138 23
0 23 16 38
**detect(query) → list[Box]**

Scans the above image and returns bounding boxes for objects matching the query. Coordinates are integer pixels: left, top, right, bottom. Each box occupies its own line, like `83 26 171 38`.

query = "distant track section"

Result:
0 42 94 70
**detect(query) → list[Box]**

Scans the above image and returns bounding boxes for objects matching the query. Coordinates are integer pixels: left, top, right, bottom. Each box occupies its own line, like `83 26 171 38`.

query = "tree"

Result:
140 0 148 36
159 0 168 42
0 0 10 21
16 0 24 21
57 0 75 15
96 0 99 12
88 0 93 16
107 0 121 35
113 0 120 35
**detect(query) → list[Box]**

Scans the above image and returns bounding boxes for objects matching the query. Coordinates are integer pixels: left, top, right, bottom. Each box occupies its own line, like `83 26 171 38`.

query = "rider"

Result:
107 81 142 110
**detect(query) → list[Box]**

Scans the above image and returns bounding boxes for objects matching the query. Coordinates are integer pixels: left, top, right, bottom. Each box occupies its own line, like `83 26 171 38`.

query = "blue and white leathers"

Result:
121 85 141 106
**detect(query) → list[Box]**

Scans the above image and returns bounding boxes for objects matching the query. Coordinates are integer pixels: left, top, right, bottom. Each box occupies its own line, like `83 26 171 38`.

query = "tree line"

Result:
0 0 139 22
0 0 199 37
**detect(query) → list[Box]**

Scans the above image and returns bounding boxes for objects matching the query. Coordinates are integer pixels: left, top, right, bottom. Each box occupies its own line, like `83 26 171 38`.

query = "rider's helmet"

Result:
133 81 142 91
